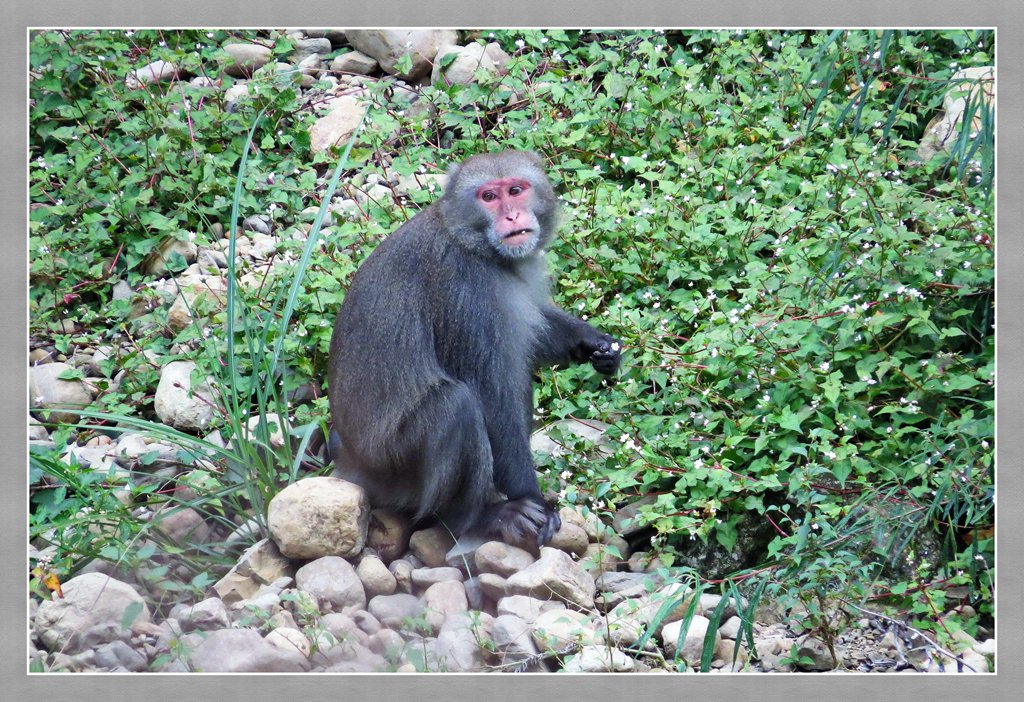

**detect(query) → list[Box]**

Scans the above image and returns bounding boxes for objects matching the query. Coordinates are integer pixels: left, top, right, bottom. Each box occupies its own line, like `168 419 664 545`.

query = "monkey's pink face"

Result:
476 178 539 249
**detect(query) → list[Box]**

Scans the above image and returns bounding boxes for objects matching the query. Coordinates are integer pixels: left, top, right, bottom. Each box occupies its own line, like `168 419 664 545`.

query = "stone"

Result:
291 37 332 64
660 615 720 665
188 628 309 672
548 521 589 556
496 595 565 625
366 508 411 563
718 615 743 640
30 362 93 424
265 627 312 657
431 42 510 86
93 639 147 671
222 43 273 78
357 555 397 598
918 66 994 161
505 546 596 609
35 573 151 654
531 418 613 459
409 526 456 567
126 60 179 88
152 505 211 549
532 609 604 650
793 634 841 671
330 51 379 76
491 614 543 670
345 29 459 81
295 556 367 611
180 597 231 632
474 540 537 577
144 236 198 276
212 538 293 605
388 558 414 594
367 593 425 630
267 476 370 559
422 580 469 632
309 92 369 155
411 566 464 591
153 360 216 431
563 645 636 672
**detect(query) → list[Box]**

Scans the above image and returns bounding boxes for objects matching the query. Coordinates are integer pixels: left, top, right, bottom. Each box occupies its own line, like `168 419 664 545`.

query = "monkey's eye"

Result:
508 186 523 196
480 191 497 202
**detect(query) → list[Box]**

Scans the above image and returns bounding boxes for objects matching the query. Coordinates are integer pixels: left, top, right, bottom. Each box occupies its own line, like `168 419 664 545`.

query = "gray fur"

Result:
328 151 620 546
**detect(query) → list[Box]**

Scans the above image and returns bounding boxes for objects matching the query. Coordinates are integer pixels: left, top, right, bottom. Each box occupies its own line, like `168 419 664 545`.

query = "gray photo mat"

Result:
8 1 1020 699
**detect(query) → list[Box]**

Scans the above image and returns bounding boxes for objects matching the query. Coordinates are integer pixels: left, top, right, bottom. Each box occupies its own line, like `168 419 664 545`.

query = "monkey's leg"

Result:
402 381 501 536
482 397 562 546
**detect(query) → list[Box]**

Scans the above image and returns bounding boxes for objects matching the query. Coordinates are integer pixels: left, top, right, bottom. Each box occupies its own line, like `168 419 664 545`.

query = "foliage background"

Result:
29 29 994 640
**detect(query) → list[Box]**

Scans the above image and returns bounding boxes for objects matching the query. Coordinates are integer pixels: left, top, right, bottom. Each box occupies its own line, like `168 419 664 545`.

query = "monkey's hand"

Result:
584 335 622 375
490 497 562 547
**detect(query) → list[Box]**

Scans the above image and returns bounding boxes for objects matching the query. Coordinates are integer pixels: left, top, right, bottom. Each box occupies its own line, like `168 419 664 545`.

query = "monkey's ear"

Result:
522 150 544 167
445 161 462 189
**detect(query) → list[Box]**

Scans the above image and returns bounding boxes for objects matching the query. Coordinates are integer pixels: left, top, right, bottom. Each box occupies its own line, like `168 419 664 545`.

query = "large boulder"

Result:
345 30 458 82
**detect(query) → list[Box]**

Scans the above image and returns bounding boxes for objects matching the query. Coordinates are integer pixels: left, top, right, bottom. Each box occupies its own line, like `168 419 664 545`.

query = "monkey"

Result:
328 150 620 547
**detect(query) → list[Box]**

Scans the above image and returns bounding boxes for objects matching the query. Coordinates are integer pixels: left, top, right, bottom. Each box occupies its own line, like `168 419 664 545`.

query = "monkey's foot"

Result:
489 497 562 547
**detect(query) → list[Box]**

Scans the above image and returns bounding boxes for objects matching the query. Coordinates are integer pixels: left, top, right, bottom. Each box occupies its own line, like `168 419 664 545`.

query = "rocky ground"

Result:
29 477 994 673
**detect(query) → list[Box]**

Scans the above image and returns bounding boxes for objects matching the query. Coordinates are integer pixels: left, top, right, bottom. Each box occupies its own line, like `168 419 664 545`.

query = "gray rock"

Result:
35 573 151 654
267 476 370 559
345 29 458 81
213 538 293 605
532 609 604 650
30 362 93 424
265 627 311 657
411 566 463 591
152 505 211 549
477 572 509 601
505 546 596 609
93 639 148 671
794 634 841 671
291 37 332 63
563 645 636 672
389 558 414 594
918 66 994 161
429 613 488 671
496 595 565 625
431 42 510 86
548 521 589 556
318 641 389 672
144 236 198 276
491 614 543 670
188 628 309 672
474 540 536 577
409 526 456 567
309 91 369 155
367 593 425 630
330 51 379 75
153 361 216 431
660 614 720 665
422 580 469 632
531 418 613 458
222 43 273 78
366 508 412 563
357 555 397 597
180 597 230 632
295 556 367 611
718 615 743 640
126 60 179 88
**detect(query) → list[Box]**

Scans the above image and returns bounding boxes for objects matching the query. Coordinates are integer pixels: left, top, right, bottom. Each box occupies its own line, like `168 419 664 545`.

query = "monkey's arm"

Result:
535 306 621 374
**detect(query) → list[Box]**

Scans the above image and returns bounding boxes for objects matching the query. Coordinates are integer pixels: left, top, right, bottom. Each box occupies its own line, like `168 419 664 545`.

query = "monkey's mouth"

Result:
503 229 533 246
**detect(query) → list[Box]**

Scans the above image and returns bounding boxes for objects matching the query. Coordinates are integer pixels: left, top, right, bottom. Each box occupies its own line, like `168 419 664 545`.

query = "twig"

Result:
840 599 977 672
